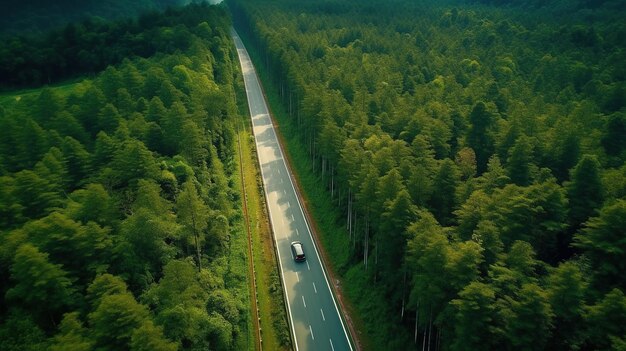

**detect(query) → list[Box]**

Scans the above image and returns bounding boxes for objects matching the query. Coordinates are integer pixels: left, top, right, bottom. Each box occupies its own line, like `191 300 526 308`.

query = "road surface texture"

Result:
232 29 354 351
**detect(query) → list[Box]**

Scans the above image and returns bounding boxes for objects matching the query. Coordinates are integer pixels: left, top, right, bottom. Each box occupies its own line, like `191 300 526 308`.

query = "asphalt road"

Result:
232 29 354 351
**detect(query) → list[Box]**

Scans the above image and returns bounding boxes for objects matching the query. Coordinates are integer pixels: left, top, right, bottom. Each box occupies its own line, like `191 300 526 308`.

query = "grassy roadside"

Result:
233 59 292 351
237 70 415 349
225 169 255 351
234 34 377 350
236 126 291 351
258 82 374 351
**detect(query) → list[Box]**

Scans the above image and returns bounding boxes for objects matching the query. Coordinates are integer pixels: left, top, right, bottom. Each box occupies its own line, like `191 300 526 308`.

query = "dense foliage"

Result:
0 1 229 89
230 0 626 349
0 4 252 350
0 0 189 34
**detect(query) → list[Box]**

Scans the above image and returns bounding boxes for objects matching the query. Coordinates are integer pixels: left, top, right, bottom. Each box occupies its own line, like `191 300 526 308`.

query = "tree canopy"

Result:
229 0 626 349
0 3 251 350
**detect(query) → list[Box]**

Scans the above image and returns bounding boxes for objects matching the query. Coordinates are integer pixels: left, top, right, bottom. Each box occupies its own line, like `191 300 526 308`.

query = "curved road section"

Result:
232 29 354 351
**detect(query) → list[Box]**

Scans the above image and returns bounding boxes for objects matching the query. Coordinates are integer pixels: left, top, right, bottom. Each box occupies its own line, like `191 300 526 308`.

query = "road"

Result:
232 29 354 351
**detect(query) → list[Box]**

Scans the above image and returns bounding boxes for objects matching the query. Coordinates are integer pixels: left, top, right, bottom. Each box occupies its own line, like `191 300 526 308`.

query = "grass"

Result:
226 115 256 351
0 79 86 103
0 79 89 116
225 191 255 351
235 28 421 350
237 126 291 351
233 65 291 351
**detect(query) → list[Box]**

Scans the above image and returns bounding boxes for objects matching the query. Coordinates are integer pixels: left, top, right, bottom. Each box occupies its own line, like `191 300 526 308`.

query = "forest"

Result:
0 1 230 89
0 0 191 35
0 3 253 351
229 0 626 350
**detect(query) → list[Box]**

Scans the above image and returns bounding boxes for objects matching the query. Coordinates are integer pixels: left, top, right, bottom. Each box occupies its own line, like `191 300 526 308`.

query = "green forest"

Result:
0 3 254 351
229 0 626 350
2 0 625 350
0 1 228 88
0 0 192 35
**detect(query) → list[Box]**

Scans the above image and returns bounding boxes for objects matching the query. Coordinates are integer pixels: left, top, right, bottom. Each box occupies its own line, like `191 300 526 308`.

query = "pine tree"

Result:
36 87 64 123
477 155 510 194
574 200 626 291
89 293 150 350
567 154 603 230
450 282 496 351
554 131 580 182
176 181 210 270
507 135 533 186
429 159 459 225
501 283 554 350
93 131 117 168
61 136 92 189
49 312 94 351
585 288 626 351
601 112 626 157
79 86 106 136
546 261 587 351
13 170 62 219
109 139 159 188
130 320 178 351
466 101 496 174
6 244 76 320
98 103 122 134
160 101 188 156
16 119 49 170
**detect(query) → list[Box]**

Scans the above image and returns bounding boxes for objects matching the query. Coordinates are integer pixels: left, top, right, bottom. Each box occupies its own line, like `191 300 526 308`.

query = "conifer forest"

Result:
1 0 625 350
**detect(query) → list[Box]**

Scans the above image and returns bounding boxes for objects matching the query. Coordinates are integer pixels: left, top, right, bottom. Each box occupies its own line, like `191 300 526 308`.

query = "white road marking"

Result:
313 282 317 294
302 295 307 308
330 339 335 351
296 272 299 282
233 29 353 351
321 308 326 321
281 178 284 183
284 189 287 195
291 214 295 221
296 228 299 236
306 261 310 271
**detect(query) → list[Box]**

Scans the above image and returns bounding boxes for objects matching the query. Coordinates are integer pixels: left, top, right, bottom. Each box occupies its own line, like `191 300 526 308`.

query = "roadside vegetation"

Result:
234 77 291 350
230 0 626 350
0 1 228 89
0 0 189 34
0 4 255 351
